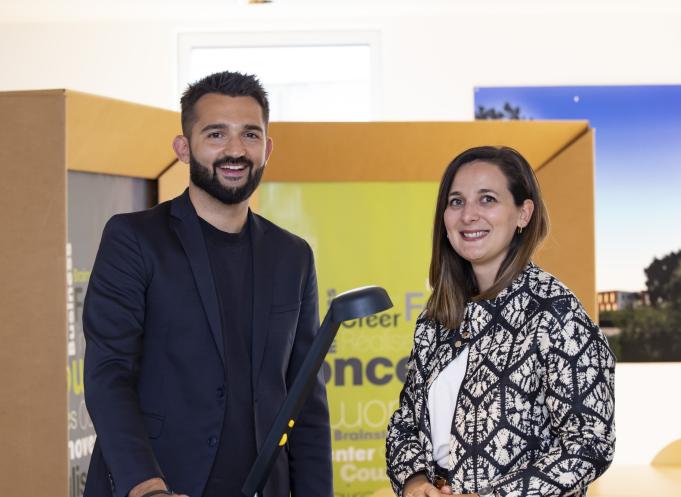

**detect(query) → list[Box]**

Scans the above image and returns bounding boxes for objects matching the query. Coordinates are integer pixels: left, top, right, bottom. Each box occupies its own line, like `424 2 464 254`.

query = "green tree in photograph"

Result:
606 249 681 361
645 249 681 308
605 307 681 361
475 102 527 120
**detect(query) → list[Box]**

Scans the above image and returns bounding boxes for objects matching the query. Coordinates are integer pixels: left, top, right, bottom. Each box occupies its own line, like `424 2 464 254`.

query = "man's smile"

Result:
216 163 248 180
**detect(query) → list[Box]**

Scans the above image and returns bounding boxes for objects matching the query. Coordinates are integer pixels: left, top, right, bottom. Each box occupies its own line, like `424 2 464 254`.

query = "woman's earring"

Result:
517 226 524 235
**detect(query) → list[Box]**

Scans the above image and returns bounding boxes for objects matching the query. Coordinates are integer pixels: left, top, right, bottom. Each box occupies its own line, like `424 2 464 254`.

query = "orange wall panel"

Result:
0 90 68 495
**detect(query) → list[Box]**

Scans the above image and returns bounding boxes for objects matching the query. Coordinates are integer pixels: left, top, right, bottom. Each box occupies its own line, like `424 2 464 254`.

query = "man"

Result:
83 71 332 497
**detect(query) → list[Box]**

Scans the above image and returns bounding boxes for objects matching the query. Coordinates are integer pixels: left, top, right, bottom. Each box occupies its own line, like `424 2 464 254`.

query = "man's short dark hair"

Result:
180 70 270 136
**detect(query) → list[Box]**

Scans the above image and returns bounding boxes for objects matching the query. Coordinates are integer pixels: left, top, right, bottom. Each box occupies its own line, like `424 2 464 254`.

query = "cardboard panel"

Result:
66 90 180 179
260 120 595 312
534 130 596 317
0 89 596 497
158 160 187 202
265 120 588 181
0 91 68 494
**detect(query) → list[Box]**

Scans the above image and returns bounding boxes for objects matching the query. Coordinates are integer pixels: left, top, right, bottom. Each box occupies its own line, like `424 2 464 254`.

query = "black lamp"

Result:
241 286 393 497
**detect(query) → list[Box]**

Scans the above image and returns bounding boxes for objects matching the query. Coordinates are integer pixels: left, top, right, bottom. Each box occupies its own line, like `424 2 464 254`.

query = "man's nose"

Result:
223 134 247 157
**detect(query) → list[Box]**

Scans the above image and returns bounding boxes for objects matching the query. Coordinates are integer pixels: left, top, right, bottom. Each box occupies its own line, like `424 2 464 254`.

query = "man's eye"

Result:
208 132 222 139
244 132 260 139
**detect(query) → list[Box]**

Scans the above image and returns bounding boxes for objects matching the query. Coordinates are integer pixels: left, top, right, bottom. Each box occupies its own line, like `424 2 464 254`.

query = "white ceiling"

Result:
2 0 680 23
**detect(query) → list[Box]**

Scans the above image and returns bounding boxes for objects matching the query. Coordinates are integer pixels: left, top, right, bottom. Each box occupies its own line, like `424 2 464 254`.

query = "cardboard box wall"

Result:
0 90 178 494
162 120 596 315
0 90 594 494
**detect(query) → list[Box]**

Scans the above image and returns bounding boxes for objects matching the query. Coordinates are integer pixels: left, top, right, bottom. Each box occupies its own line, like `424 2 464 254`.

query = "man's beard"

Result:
189 152 264 205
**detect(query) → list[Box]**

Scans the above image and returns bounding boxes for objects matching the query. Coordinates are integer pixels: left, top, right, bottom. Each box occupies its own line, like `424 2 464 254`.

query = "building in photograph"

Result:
598 290 650 313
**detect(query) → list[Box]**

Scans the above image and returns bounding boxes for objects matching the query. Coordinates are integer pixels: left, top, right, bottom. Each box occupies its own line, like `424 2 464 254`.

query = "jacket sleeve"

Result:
286 243 333 497
83 215 164 497
386 317 432 497
491 296 616 497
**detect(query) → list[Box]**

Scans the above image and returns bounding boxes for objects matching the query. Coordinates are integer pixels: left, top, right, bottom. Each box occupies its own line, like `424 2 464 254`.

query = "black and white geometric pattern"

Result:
386 264 615 497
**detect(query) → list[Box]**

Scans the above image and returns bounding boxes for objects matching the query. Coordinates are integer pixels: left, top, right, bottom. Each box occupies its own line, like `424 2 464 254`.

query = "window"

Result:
178 31 379 121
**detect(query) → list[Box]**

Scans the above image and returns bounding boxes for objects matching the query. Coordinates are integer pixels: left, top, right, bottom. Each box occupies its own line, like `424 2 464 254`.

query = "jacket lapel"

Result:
462 301 497 396
169 190 225 367
250 212 274 390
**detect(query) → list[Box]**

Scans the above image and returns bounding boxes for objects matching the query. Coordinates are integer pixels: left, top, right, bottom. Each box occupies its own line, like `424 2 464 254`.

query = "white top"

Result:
428 346 469 467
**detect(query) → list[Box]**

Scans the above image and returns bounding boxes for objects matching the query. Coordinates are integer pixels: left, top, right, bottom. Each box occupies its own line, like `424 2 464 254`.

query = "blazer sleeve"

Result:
286 243 333 497
83 215 164 496
490 296 616 497
385 317 431 497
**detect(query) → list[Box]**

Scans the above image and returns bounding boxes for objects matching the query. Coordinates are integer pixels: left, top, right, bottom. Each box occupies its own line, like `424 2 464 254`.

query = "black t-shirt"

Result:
199 216 256 497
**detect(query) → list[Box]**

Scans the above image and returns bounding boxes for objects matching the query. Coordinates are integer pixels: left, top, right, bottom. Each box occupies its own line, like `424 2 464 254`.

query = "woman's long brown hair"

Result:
424 146 549 329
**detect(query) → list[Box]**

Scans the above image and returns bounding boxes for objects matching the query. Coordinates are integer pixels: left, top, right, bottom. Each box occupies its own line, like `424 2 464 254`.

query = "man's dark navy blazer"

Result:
82 190 332 497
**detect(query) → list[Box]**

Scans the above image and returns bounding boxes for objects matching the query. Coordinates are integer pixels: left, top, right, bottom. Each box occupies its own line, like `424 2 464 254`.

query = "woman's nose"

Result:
461 202 479 223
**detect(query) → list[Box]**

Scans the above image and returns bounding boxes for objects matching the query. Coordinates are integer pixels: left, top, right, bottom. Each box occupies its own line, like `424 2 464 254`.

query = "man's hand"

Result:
128 477 189 497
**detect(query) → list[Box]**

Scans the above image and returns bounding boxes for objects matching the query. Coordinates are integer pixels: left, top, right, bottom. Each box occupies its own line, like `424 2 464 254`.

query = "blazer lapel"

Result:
462 302 496 396
170 190 225 367
250 212 274 390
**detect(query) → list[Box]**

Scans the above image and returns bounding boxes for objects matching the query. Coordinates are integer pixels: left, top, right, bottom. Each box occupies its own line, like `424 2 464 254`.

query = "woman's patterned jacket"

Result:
386 264 616 497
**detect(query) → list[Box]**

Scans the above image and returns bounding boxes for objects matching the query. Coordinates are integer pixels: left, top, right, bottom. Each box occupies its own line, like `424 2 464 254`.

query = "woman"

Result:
386 146 615 497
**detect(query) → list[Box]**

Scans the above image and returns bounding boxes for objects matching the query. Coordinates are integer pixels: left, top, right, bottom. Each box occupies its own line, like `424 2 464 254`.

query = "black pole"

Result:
241 286 393 497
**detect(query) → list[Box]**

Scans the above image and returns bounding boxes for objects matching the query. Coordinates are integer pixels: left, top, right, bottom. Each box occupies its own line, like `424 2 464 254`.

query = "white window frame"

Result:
177 30 381 120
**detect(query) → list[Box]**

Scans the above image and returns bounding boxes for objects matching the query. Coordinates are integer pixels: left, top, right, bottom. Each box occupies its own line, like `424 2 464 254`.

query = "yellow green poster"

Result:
259 181 437 497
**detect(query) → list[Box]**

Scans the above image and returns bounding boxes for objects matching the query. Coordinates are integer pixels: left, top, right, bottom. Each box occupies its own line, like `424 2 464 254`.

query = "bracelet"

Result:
140 491 174 497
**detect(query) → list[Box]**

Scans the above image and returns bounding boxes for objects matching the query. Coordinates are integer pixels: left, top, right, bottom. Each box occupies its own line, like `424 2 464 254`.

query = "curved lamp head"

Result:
330 286 393 323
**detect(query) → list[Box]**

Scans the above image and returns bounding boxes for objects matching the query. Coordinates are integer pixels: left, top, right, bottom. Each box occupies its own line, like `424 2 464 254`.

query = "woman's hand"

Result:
439 487 474 497
403 472 480 496
439 486 471 497
403 473 458 497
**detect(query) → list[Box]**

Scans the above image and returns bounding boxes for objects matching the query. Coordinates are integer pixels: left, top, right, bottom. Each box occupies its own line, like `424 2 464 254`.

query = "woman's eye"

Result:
449 198 463 207
481 195 497 203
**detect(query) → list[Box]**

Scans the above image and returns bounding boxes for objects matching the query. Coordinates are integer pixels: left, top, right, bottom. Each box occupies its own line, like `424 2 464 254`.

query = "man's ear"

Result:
264 136 274 164
172 135 191 164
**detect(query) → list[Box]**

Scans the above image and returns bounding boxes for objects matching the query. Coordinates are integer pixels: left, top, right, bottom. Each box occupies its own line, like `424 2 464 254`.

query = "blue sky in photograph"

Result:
475 86 681 291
